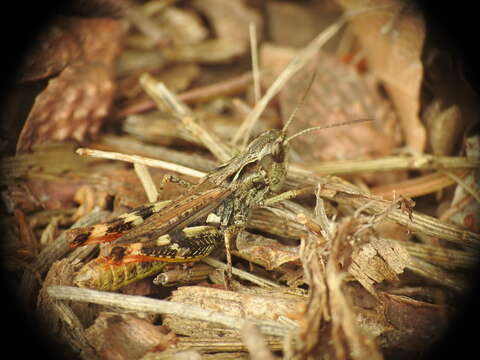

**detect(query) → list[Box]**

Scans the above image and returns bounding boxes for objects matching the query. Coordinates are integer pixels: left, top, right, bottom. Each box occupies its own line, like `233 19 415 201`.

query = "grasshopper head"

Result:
250 129 289 193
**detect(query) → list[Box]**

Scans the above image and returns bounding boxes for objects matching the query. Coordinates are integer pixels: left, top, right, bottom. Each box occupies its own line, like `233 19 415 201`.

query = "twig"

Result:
383 238 478 269
442 170 480 203
115 72 253 117
47 286 293 337
249 22 261 105
133 163 158 202
176 336 283 353
139 74 233 162
371 171 468 200
289 172 480 250
305 155 480 175
232 15 348 147
76 147 206 178
99 135 218 172
201 256 282 289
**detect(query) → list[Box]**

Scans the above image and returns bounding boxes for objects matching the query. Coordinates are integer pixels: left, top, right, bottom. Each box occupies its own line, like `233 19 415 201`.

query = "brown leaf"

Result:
17 63 116 152
337 0 426 151
424 100 463 155
381 293 450 351
262 46 401 165
235 231 300 270
20 17 125 82
163 0 261 63
17 17 125 152
266 1 341 48
348 237 412 295
85 312 176 360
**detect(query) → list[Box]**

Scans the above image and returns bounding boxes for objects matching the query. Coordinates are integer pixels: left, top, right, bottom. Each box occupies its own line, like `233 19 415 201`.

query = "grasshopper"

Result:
68 97 370 291
68 125 292 290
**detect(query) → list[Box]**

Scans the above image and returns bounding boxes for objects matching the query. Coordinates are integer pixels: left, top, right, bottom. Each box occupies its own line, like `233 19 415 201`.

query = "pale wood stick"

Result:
76 147 206 178
305 155 480 175
249 22 261 105
133 163 158 202
201 256 282 289
47 286 293 337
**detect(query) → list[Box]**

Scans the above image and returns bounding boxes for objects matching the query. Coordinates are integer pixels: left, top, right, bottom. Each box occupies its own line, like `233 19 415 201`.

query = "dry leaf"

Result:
235 231 300 270
17 63 116 153
163 0 261 63
85 312 176 360
337 0 426 151
440 135 480 232
348 237 412 295
153 6 208 46
423 100 463 155
262 45 401 164
17 17 125 152
266 1 334 48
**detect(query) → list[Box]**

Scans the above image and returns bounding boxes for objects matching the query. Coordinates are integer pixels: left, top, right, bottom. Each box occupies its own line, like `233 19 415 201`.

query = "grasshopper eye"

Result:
271 140 285 163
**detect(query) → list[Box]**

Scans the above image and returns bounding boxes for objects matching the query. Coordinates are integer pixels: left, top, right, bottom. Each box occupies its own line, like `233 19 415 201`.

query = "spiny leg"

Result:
224 227 235 282
159 174 195 193
263 186 314 207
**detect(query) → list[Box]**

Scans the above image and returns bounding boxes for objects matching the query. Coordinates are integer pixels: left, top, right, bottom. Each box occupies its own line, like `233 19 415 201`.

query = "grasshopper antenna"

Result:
285 118 373 143
282 70 318 134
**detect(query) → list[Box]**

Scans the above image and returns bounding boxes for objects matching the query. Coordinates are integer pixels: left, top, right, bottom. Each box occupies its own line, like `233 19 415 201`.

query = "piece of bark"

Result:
337 0 426 151
261 44 402 186
348 236 412 295
380 292 450 352
163 286 304 337
85 312 176 360
423 100 463 156
17 17 125 153
234 231 300 270
162 0 261 64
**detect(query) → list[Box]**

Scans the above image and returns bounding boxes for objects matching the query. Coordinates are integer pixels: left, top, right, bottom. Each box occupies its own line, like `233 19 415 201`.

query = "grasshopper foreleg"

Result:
160 174 195 190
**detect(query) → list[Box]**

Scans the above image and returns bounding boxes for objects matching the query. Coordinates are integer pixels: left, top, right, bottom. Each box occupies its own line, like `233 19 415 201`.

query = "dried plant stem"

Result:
139 73 233 162
76 147 206 178
99 135 218 173
330 188 480 250
125 6 166 45
371 171 468 200
249 22 261 105
176 336 283 353
116 72 253 117
232 16 348 146
133 163 158 202
202 256 282 289
47 286 293 337
442 170 480 203
306 156 480 175
385 238 478 269
407 257 467 292
288 173 480 250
